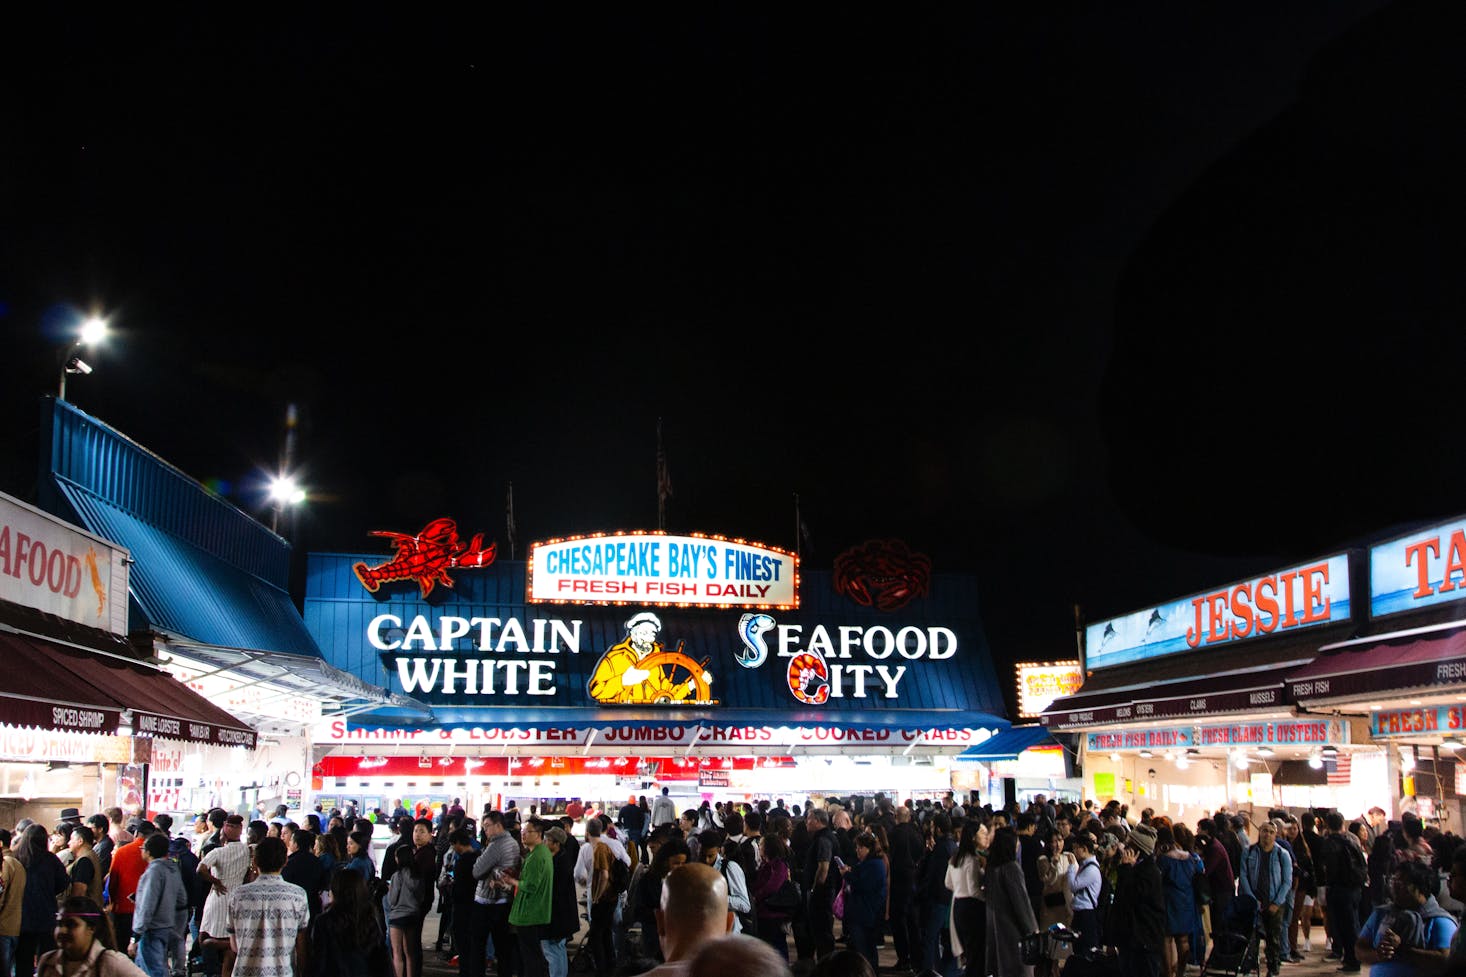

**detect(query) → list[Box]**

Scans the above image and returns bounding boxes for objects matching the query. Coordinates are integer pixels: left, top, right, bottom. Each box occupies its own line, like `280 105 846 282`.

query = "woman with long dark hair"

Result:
634 837 690 963
314 832 340 878
945 818 986 976
1154 823 1200 977
386 845 423 977
309 868 388 977
984 826 1038 977
866 822 892 951
837 832 887 971
342 831 376 882
36 896 146 976
14 823 70 974
751 832 797 961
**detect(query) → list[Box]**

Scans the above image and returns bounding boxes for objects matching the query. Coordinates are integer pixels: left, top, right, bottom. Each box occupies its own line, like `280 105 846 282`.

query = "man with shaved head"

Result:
686 933 792 977
640 861 734 975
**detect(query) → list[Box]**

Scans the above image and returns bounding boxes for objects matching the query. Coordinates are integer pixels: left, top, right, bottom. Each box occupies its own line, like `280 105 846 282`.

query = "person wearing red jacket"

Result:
106 822 155 947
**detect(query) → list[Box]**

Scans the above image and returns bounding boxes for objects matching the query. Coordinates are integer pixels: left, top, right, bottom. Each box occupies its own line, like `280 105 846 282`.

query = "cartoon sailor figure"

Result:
588 611 711 703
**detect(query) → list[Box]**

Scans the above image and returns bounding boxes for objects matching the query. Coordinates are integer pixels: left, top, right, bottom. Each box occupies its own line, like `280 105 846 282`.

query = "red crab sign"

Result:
352 518 497 598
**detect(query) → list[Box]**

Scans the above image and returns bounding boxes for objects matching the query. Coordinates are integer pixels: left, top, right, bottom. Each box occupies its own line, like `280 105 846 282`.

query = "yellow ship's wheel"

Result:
636 649 713 702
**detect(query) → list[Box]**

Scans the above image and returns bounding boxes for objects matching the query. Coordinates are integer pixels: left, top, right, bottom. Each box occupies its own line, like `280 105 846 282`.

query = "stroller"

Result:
1201 893 1262 977
1024 925 1122 977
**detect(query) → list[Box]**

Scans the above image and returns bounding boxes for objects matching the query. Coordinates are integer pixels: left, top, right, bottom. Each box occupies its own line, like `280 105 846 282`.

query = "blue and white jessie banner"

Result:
1371 516 1466 619
1085 554 1353 671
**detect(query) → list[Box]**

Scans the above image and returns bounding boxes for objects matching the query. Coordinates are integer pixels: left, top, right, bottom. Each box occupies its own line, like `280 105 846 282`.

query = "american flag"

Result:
657 418 673 528
1327 752 1352 786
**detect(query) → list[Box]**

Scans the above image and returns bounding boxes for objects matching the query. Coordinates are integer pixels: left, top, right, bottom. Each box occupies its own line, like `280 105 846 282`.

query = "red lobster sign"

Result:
352 518 497 598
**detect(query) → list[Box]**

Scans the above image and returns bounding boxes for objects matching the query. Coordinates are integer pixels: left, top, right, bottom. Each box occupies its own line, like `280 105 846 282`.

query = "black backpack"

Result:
1095 870 1115 942
1336 834 1369 888
725 837 757 890
610 854 631 895
720 858 758 934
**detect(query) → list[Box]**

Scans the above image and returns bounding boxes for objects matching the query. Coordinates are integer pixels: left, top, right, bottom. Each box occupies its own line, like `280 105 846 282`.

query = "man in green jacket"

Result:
509 818 555 977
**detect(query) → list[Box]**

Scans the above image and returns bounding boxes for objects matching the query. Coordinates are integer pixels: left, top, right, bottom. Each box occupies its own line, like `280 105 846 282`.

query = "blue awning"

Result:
951 723 1058 762
52 480 323 658
348 705 1008 733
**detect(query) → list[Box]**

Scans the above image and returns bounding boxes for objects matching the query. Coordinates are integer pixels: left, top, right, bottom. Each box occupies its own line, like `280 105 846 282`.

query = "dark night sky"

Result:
5 3 1463 681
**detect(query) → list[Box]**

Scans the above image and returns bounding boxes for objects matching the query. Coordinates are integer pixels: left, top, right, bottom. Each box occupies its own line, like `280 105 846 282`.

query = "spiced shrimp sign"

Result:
529 532 797 609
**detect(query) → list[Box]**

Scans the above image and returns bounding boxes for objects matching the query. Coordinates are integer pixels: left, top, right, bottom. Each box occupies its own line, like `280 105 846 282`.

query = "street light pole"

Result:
58 343 83 400
57 316 108 401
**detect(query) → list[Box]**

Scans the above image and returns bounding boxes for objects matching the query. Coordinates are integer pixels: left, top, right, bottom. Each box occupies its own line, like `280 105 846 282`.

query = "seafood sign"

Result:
353 518 497 598
0 491 128 636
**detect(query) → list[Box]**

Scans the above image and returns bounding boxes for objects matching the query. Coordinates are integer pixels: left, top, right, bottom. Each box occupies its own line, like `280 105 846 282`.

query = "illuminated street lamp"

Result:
268 475 306 533
58 316 109 400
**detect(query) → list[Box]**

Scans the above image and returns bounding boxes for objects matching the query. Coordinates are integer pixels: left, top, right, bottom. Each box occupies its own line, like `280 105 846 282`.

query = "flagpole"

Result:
506 481 516 561
656 418 672 532
794 493 801 561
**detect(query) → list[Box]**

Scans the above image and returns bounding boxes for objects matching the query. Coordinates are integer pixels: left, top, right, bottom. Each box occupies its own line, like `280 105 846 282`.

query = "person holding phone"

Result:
1108 823 1166 977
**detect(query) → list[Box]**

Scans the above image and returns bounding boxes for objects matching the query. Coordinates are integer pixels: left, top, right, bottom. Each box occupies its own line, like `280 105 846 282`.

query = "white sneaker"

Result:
1301 938 1312 953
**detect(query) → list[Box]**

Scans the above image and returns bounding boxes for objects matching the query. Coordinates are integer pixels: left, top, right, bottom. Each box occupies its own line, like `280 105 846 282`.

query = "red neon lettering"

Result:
1407 538 1441 598
1207 593 1228 643
1230 584 1254 638
1441 531 1466 595
1299 562 1330 623
1186 596 1205 647
1278 571 1299 627
1254 577 1279 632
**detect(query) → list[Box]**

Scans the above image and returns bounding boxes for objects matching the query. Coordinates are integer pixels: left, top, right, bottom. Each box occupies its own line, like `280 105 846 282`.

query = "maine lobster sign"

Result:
352 518 497 598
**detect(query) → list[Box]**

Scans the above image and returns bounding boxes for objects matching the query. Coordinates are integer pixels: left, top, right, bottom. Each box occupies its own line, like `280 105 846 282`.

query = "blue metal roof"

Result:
39 398 322 657
951 723 1057 762
304 550 1010 730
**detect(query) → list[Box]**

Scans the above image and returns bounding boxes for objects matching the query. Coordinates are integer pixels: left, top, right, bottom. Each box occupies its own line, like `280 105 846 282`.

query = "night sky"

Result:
6 3 1463 687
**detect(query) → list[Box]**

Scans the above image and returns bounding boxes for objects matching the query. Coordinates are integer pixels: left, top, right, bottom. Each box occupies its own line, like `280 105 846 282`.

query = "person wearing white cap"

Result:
589 611 703 703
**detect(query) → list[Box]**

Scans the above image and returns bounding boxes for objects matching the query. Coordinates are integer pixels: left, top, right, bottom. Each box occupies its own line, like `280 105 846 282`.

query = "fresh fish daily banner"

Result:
1085 554 1353 671
529 533 797 608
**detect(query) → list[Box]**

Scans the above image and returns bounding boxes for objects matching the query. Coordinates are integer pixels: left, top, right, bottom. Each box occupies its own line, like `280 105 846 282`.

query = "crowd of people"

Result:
904 797 1466 977
8 793 1466 977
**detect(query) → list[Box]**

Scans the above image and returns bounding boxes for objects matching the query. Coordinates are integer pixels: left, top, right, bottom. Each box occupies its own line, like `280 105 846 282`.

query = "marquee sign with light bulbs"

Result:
528 531 798 609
